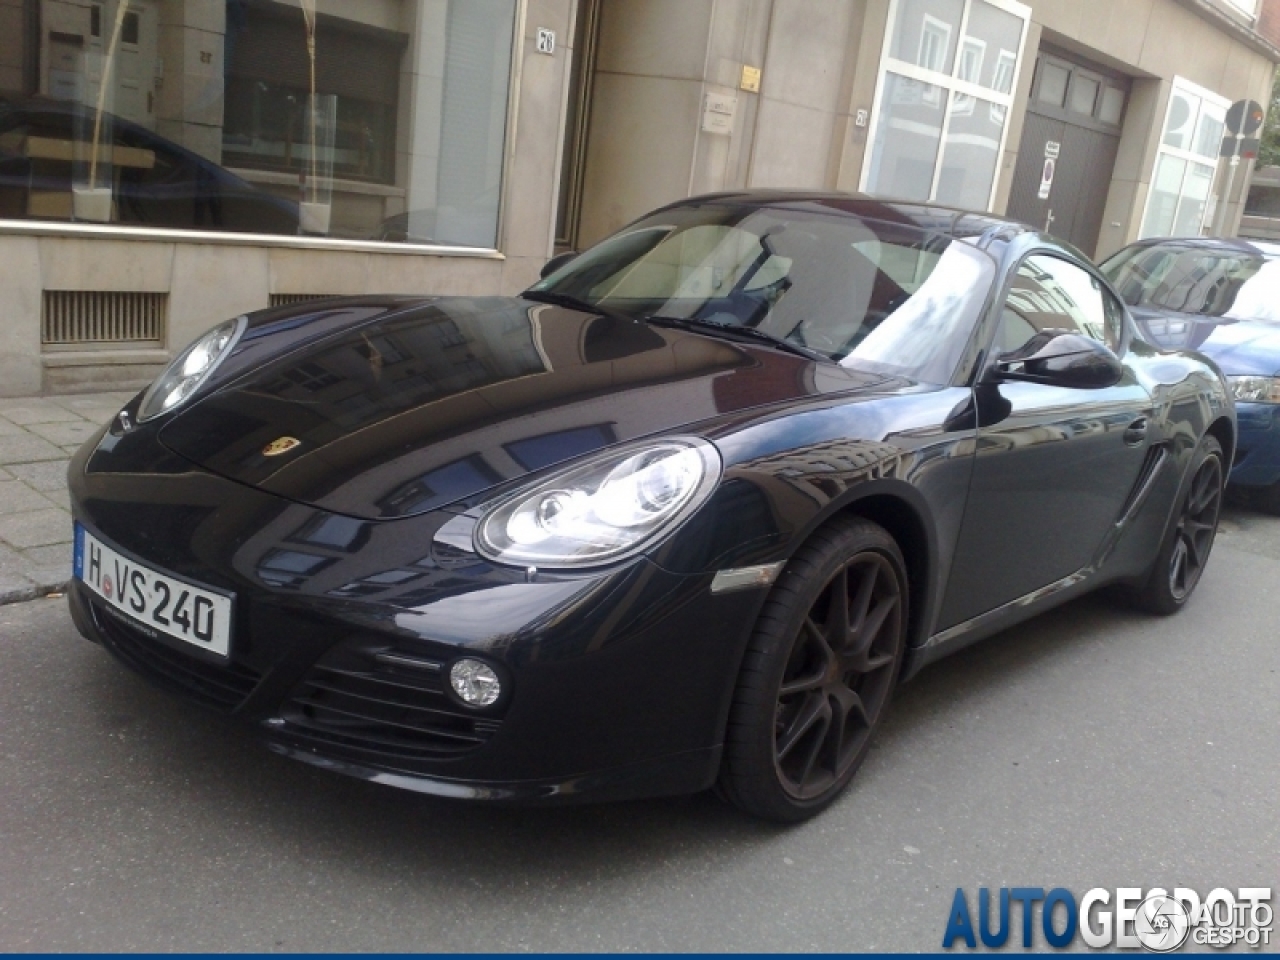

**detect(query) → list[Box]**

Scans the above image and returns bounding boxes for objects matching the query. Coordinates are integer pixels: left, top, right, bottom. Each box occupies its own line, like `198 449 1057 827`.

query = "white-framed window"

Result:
1222 0 1257 18
1140 77 1229 239
861 0 1031 213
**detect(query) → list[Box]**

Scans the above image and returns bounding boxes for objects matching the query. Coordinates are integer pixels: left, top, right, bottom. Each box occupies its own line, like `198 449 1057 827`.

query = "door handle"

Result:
1123 417 1148 445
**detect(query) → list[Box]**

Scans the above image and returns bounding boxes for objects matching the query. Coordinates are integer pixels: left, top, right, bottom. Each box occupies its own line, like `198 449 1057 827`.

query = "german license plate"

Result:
74 524 233 657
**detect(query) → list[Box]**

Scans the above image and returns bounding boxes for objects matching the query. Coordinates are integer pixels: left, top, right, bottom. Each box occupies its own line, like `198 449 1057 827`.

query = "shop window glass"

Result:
866 73 946 201
1141 78 1228 240
962 0 1022 92
866 0 1028 211
890 0 964 74
0 0 516 247
935 94 1003 209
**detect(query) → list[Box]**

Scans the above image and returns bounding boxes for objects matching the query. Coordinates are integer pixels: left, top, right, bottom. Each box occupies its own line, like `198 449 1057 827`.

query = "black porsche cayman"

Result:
68 192 1234 822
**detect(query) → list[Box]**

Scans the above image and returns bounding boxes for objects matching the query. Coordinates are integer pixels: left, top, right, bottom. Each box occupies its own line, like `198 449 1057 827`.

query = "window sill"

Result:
0 219 504 259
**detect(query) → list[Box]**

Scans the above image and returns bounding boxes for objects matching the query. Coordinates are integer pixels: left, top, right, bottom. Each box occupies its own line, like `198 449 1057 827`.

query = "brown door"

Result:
1007 51 1128 257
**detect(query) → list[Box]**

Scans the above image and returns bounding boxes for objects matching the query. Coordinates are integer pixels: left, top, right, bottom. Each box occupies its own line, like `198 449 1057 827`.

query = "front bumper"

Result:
68 426 769 804
1228 401 1280 489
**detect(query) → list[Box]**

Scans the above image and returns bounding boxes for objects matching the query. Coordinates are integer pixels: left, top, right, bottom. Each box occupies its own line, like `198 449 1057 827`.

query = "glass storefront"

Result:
864 0 1029 211
1140 77 1227 239
0 0 516 247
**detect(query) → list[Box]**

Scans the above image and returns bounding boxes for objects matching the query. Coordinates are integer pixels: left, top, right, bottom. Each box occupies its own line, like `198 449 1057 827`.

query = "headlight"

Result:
475 438 721 568
1226 375 1280 404
138 316 246 421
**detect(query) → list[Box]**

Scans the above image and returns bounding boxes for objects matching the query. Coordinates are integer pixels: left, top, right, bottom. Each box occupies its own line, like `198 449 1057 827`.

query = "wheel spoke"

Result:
848 561 878 638
1170 538 1189 592
846 595 899 673
1182 529 1203 570
825 565 851 647
795 707 832 788
776 692 828 762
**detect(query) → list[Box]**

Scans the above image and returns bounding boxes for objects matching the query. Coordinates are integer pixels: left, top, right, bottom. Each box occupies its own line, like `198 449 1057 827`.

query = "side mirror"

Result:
992 329 1123 390
540 250 579 279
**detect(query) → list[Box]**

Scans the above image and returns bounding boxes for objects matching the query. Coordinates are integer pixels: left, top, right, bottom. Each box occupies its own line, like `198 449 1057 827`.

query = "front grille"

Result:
92 603 261 712
279 647 502 761
43 290 166 345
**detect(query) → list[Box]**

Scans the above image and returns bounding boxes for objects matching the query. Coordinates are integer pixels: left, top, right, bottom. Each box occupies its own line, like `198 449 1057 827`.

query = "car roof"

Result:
649 189 1030 243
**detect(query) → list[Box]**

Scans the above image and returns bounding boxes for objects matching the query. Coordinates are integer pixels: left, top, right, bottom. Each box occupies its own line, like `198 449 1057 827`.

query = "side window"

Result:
997 254 1121 354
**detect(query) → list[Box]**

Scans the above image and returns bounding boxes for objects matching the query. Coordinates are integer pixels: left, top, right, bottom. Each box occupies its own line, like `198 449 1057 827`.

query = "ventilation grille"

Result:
43 291 166 346
270 293 338 307
91 601 262 712
279 646 502 762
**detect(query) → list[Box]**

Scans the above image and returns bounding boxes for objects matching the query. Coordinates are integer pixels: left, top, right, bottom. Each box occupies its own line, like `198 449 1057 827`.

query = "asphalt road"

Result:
1 506 1277 952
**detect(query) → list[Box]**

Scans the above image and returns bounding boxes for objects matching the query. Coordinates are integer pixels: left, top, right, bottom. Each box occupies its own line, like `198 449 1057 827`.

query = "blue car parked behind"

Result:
1103 237 1280 512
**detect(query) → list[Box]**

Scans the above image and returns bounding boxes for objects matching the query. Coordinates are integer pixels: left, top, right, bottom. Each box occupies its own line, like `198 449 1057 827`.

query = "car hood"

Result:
159 296 890 519
1132 307 1280 376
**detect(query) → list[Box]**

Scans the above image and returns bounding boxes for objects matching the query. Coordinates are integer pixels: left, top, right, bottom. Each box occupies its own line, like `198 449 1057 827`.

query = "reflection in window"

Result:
328 567 421 599
1 0 516 246
288 513 369 552
256 548 333 588
504 425 617 472
866 74 946 201
377 454 503 518
1104 243 1272 320
999 255 1116 352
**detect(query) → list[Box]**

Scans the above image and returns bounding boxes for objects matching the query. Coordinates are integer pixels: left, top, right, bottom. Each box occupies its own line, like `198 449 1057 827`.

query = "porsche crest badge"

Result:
262 436 302 457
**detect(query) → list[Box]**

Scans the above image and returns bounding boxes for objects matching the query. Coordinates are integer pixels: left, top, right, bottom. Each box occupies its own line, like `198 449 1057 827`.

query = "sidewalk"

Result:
0 392 133 603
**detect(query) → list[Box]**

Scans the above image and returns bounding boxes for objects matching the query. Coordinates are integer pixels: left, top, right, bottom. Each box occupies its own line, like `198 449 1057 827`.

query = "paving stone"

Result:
50 393 126 412
22 542 71 570
0 434 71 465
40 487 71 510
26 420 100 447
0 401 85 425
0 417 28 437
18 540 72 588
0 480 64 515
6 461 69 492
0 508 74 549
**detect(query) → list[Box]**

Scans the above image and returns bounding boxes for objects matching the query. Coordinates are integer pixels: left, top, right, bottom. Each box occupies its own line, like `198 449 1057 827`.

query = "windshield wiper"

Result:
645 315 830 362
521 290 633 324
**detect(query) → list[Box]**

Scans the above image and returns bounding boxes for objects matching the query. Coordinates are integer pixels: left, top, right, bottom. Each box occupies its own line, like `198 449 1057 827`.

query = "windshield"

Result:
1102 243 1280 322
529 202 997 384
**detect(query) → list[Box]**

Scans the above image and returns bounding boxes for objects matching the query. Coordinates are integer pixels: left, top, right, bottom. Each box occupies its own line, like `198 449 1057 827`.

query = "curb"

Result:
0 580 69 606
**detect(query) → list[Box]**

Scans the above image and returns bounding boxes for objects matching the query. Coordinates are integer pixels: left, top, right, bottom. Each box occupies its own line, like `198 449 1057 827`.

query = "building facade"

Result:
0 0 1276 395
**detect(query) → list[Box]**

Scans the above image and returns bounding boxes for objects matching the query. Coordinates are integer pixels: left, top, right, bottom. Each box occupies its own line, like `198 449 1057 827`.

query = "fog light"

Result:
450 658 501 706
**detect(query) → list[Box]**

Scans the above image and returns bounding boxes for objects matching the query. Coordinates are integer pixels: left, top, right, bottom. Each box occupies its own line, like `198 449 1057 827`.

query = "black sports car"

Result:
68 192 1234 822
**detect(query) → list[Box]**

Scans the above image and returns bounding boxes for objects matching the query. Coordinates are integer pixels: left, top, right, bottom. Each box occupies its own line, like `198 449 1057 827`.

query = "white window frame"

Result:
1139 76 1230 239
860 0 1031 212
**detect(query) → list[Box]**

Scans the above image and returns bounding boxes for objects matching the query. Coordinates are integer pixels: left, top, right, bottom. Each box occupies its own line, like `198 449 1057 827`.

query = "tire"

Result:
1132 434 1225 615
717 517 908 823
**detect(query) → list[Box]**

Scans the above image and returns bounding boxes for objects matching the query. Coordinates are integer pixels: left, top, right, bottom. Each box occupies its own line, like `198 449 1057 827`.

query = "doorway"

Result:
553 0 601 252
1006 49 1129 256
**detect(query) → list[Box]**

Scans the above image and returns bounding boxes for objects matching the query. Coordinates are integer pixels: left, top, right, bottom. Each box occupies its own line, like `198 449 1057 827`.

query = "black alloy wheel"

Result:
719 518 907 822
1168 451 1223 602
1133 434 1224 615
